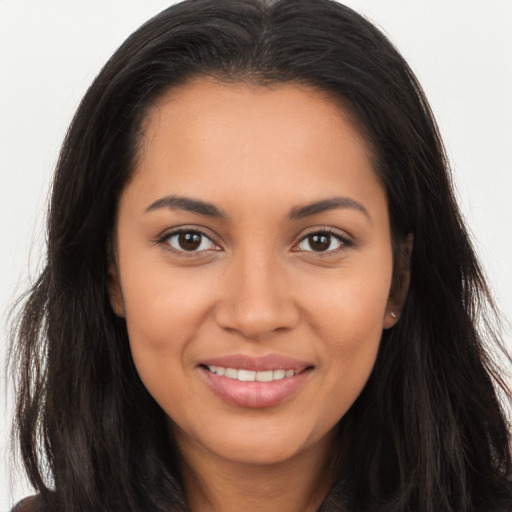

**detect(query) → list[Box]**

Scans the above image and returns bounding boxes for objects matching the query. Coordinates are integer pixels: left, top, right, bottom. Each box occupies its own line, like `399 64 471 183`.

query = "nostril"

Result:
213 299 300 340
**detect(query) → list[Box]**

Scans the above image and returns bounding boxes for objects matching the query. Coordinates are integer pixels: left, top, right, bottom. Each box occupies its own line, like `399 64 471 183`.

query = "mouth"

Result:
198 356 314 408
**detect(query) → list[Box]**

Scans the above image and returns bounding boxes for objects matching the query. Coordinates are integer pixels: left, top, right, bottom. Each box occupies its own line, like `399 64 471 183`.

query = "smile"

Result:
206 366 297 382
200 357 313 408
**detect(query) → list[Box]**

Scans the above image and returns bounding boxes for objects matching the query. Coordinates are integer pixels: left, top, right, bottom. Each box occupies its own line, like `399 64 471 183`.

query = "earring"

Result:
390 312 397 318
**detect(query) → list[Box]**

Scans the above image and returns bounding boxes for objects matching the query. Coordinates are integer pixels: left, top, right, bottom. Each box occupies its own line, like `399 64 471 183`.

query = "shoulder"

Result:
11 496 39 512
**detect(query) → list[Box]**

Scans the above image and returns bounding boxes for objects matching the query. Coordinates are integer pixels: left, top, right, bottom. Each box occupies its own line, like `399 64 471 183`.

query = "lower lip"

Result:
201 367 312 408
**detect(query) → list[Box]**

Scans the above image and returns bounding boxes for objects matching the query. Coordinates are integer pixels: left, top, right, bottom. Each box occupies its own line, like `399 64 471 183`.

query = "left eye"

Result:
296 232 346 253
164 230 218 252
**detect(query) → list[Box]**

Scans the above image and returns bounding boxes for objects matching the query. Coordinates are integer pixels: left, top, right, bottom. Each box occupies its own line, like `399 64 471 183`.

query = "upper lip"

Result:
199 354 313 372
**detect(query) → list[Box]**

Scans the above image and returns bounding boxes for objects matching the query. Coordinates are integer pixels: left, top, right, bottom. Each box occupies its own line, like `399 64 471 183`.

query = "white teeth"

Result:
206 366 297 381
237 369 256 381
273 369 286 380
256 370 273 382
225 368 238 379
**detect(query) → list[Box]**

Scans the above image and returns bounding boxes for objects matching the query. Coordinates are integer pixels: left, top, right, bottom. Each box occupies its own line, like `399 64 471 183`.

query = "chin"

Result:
215 440 306 466
198 420 331 468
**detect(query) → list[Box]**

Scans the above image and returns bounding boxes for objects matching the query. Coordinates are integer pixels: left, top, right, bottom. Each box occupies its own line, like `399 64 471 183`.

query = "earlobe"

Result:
383 309 400 329
383 234 413 329
107 263 125 318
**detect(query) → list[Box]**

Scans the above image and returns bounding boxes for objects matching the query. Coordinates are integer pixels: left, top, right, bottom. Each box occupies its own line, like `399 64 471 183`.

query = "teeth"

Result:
207 366 297 382
224 368 238 379
273 369 285 380
238 369 256 381
256 370 273 382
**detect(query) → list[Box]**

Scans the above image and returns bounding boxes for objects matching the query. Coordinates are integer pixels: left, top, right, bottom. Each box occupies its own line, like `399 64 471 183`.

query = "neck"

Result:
177 431 336 512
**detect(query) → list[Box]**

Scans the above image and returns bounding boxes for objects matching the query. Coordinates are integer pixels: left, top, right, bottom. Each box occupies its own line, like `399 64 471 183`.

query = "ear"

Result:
383 234 413 329
107 261 125 318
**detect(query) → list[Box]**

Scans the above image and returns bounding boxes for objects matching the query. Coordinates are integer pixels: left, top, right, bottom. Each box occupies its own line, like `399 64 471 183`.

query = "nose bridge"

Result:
238 246 281 303
214 243 299 338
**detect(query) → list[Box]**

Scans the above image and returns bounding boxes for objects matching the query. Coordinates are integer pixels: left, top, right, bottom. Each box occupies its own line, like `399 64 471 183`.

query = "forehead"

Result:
141 79 369 155
126 79 385 219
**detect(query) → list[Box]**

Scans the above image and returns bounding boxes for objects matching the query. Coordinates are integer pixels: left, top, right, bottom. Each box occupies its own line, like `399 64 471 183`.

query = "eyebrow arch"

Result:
288 196 370 221
145 194 369 221
145 195 227 218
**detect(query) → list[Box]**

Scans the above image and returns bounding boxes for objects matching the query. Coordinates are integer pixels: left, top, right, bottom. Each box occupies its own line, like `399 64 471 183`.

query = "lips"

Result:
198 354 314 408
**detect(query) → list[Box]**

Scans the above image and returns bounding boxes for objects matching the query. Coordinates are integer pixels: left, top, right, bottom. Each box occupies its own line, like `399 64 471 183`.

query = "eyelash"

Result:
156 228 220 257
156 227 353 257
294 228 353 255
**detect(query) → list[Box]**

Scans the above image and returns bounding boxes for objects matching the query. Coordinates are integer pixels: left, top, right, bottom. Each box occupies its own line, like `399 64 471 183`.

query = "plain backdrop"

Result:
1 1 511 509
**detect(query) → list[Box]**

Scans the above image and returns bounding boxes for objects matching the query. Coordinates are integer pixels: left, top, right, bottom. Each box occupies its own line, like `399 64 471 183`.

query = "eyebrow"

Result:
288 196 370 221
145 194 370 221
145 195 227 218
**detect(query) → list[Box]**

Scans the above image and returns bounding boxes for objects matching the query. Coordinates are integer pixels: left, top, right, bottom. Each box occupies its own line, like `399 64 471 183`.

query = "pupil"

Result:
309 234 330 251
179 232 201 251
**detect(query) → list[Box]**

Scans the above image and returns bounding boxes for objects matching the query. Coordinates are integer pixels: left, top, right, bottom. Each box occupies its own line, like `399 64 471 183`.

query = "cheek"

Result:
303 256 392 337
119 264 218 388
122 264 215 338
120 273 213 424
303 259 392 408
311 309 383 431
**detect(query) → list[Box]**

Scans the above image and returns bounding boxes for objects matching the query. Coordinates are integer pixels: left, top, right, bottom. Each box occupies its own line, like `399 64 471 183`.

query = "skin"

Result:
109 79 408 512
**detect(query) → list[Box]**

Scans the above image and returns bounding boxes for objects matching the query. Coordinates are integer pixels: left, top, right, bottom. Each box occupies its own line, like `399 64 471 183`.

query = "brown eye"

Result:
178 232 202 251
165 230 217 253
296 231 347 253
307 234 331 252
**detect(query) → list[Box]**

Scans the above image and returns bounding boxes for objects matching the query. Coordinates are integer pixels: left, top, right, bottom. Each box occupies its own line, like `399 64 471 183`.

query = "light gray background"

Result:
1 1 511 508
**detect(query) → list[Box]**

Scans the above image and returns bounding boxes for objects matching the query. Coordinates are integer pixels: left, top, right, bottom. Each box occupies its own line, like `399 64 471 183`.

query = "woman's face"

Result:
110 80 401 467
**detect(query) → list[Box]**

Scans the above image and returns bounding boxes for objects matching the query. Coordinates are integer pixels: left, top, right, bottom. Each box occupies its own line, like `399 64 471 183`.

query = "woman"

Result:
9 0 512 510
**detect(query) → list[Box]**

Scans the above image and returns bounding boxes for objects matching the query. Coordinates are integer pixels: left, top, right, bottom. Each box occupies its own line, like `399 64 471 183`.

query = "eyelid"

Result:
156 226 222 255
292 227 354 254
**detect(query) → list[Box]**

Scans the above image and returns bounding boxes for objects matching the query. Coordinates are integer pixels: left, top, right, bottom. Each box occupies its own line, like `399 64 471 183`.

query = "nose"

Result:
214 249 300 340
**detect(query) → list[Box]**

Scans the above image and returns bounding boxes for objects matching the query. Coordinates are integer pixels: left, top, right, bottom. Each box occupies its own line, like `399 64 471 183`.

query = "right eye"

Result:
161 230 219 254
296 232 346 253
